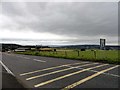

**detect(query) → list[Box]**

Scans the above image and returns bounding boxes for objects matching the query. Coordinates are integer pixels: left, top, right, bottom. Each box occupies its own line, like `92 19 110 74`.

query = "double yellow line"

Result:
34 64 108 87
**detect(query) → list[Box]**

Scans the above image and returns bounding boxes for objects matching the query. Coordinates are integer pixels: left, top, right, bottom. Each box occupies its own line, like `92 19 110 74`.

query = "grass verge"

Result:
15 50 120 65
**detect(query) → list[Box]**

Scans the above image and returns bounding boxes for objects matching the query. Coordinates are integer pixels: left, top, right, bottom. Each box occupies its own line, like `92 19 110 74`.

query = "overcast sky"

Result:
0 1 118 45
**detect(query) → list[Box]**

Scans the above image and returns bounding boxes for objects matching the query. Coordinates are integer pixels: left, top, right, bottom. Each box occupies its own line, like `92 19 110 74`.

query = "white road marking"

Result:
13 54 46 62
23 57 30 59
16 56 22 57
3 53 119 77
103 72 120 77
0 60 15 76
66 65 120 77
33 59 46 62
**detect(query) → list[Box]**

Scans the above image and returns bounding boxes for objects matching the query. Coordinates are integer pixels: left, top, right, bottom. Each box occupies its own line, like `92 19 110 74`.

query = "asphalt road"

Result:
1 52 120 89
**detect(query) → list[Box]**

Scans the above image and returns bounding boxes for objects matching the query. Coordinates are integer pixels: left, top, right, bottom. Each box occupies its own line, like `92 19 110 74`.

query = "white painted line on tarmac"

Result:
103 72 120 77
16 56 22 57
67 65 120 77
16 55 23 58
33 59 46 63
23 57 30 59
0 60 15 76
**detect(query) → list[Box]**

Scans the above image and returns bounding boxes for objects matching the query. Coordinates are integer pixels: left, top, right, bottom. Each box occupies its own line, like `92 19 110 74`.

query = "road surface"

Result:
1 52 119 89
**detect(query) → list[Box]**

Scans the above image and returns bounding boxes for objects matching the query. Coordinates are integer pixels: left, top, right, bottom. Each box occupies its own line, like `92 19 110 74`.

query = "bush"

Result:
35 52 39 56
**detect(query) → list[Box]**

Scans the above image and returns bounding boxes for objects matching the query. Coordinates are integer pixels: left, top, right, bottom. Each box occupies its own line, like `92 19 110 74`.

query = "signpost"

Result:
100 39 106 50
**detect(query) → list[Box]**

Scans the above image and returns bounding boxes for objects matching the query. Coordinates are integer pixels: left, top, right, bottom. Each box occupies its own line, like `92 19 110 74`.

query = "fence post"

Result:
65 51 67 57
77 50 80 56
94 50 96 59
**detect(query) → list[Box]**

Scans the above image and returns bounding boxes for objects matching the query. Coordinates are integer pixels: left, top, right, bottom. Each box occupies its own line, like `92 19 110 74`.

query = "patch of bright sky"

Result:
1 0 119 2
0 30 77 40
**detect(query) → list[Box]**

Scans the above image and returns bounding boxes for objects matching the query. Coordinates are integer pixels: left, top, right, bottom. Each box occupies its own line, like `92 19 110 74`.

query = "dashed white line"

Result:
16 56 21 57
3 53 119 77
23 57 30 59
33 59 46 62
6 53 46 63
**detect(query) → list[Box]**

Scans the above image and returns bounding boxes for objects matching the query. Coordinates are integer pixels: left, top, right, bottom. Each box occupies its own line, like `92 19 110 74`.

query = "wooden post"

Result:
94 50 96 59
65 51 67 57
77 50 80 56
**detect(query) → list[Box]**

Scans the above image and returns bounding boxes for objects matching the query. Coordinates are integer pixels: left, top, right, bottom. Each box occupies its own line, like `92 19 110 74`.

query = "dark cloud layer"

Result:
1 2 118 45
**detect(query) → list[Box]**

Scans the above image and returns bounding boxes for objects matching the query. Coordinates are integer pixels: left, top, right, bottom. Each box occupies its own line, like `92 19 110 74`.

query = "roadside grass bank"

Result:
15 50 120 64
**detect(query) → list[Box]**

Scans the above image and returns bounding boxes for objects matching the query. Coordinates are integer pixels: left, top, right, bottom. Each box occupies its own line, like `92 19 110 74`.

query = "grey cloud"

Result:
1 2 118 44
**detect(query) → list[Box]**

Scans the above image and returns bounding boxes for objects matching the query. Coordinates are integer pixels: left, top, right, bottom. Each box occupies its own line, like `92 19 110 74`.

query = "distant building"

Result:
39 48 53 51
100 39 106 50
15 48 30 52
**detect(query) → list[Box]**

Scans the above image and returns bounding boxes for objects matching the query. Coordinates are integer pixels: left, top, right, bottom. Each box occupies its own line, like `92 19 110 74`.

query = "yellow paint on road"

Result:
62 65 119 90
34 64 108 87
20 62 88 76
26 63 98 80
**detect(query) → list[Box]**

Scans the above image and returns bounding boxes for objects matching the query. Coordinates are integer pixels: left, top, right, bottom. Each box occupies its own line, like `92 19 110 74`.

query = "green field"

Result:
15 49 120 64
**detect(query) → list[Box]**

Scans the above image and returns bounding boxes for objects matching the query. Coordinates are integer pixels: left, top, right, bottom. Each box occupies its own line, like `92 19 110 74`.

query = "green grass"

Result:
15 49 120 64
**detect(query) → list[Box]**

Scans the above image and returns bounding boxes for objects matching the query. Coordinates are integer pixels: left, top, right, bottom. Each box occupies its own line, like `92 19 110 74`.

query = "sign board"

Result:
100 39 106 50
